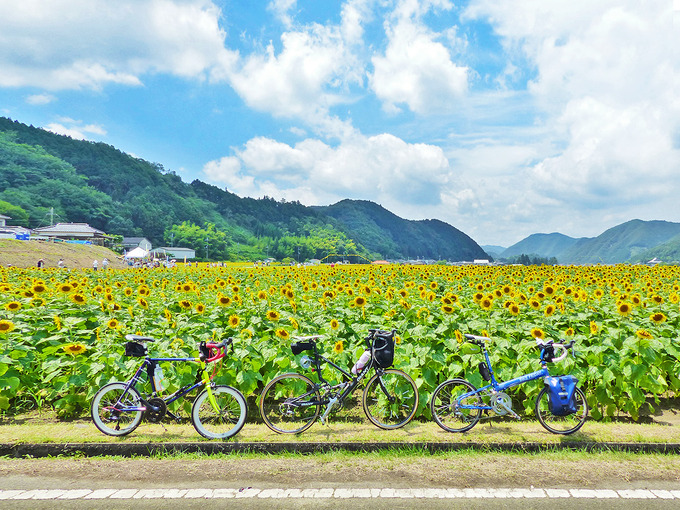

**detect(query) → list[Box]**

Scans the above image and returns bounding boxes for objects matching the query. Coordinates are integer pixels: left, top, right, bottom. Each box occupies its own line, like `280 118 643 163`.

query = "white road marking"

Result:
1 487 677 500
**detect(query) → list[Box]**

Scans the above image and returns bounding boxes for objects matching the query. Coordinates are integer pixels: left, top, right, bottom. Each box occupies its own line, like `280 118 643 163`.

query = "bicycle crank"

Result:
144 397 167 423
490 392 520 419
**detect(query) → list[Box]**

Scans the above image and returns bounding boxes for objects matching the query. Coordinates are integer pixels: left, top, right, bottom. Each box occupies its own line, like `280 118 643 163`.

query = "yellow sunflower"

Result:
70 293 87 305
5 301 21 312
617 302 632 316
530 327 545 340
636 329 653 339
0 319 15 333
275 328 290 340
195 303 205 314
266 310 281 321
229 315 240 328
63 343 87 356
31 283 47 293
590 321 599 335
333 340 344 354
217 295 231 307
353 296 367 307
330 318 339 330
179 300 192 310
107 318 120 329
650 312 666 324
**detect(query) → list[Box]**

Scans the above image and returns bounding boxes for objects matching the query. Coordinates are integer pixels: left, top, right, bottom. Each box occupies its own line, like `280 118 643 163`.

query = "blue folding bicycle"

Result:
430 334 588 435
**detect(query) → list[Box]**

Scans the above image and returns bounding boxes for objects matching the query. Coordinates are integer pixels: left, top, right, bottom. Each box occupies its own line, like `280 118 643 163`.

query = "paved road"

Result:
1 454 679 510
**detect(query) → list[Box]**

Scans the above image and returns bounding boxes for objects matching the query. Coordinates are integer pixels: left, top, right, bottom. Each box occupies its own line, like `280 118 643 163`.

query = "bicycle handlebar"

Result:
464 334 490 345
536 338 575 363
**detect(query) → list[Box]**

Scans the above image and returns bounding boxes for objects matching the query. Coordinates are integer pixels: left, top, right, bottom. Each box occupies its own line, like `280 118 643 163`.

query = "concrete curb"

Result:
2 441 680 458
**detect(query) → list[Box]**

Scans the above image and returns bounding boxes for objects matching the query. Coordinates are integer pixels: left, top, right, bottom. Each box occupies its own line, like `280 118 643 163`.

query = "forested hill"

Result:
320 200 486 262
0 116 488 262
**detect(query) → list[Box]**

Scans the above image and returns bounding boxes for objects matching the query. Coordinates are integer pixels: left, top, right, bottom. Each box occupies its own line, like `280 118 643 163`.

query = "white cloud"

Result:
45 119 107 140
227 23 362 130
0 0 237 90
202 132 451 208
370 0 468 114
26 94 56 105
456 0 680 244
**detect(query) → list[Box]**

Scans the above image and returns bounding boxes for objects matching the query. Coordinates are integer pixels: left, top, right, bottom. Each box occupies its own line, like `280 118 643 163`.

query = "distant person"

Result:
37 259 45 268
102 258 109 270
58 258 65 268
93 259 98 271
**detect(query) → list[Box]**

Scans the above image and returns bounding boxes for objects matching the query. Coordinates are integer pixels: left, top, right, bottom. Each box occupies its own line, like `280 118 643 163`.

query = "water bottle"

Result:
153 365 165 391
351 350 371 375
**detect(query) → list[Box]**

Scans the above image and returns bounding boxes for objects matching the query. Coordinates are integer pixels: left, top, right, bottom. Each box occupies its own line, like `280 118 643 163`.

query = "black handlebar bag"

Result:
372 334 395 368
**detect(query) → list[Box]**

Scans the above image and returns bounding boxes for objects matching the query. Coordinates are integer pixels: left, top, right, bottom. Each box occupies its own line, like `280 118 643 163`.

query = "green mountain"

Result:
630 234 680 264
503 220 680 264
562 220 680 264
320 200 488 262
0 116 486 262
501 233 580 259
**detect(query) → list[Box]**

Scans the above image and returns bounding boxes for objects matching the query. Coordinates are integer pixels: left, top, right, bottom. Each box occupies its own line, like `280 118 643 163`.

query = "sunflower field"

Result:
1 263 679 421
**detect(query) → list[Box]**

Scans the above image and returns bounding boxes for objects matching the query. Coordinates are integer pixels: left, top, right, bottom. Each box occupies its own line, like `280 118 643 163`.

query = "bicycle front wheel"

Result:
91 382 143 436
430 378 482 433
259 373 321 434
191 385 248 440
535 386 588 435
362 369 418 429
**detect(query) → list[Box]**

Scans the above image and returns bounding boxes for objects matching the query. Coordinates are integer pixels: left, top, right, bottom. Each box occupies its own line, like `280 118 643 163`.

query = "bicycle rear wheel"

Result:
191 385 248 440
91 382 143 436
362 369 418 429
430 378 482 433
259 373 321 434
535 386 588 435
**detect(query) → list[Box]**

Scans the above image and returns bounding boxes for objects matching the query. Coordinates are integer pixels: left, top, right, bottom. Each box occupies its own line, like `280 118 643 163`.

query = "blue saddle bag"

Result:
544 375 578 416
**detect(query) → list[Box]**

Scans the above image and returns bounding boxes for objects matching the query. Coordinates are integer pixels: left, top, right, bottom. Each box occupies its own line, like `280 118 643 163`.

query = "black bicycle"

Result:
91 335 247 440
259 329 419 433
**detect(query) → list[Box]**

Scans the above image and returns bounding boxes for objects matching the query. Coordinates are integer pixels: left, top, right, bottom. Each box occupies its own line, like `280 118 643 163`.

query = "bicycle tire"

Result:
362 369 419 429
259 373 321 434
91 382 143 436
535 386 588 435
191 385 248 440
430 378 482 433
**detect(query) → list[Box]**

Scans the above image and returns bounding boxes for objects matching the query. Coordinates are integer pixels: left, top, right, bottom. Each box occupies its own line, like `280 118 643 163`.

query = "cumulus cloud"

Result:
457 0 680 242
227 22 363 131
370 0 468 114
45 118 107 140
202 133 451 208
0 0 237 90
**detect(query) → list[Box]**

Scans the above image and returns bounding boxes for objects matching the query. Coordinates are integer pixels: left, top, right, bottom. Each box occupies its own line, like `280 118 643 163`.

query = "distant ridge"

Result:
502 233 580 259
502 220 680 264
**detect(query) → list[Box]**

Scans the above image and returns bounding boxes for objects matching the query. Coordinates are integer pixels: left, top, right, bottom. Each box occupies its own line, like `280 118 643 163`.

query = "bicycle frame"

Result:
306 349 376 406
115 356 215 419
458 345 550 412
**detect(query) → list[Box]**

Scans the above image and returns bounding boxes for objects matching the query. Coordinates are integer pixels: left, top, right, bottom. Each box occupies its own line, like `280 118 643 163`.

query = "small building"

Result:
122 237 153 251
151 246 196 260
31 223 109 245
0 214 9 227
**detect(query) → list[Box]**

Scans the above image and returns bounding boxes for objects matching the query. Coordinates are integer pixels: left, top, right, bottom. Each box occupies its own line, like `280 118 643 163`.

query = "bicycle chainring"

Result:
144 397 167 423
490 392 512 415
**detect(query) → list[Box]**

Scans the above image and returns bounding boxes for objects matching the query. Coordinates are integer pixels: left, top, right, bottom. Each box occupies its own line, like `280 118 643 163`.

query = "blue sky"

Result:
1 0 679 247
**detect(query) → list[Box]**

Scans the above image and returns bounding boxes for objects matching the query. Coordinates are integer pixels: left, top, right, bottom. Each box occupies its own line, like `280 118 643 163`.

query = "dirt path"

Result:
2 452 680 491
